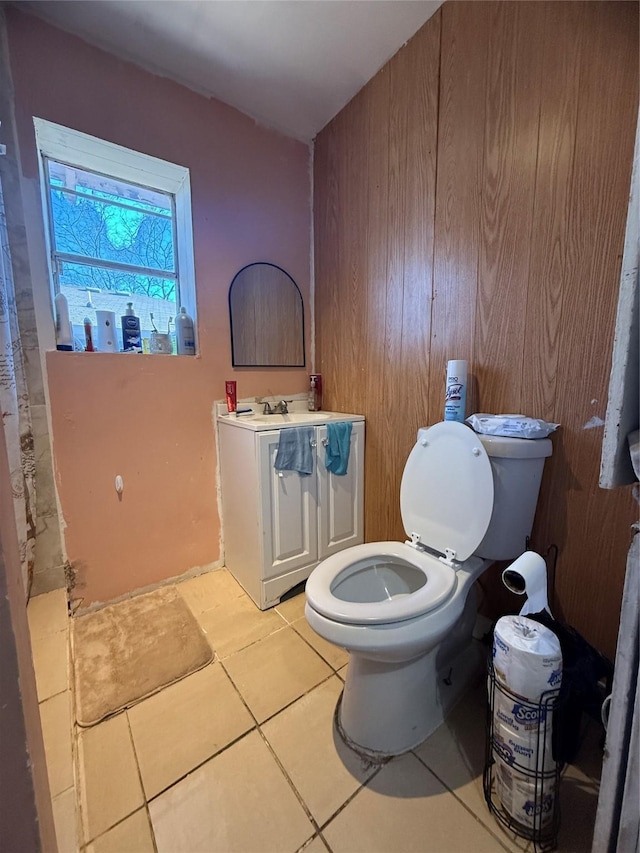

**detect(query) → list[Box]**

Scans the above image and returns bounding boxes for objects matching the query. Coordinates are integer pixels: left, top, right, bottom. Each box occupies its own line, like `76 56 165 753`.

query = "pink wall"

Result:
7 9 311 606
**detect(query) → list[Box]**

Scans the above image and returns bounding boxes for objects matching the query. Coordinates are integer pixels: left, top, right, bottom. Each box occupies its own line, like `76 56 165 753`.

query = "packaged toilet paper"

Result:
495 758 556 830
492 689 550 734
493 721 555 774
493 616 562 702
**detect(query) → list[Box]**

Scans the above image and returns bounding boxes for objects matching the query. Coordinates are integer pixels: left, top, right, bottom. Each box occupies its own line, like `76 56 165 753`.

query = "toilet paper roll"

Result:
495 758 556 830
493 721 555 774
502 551 552 616
492 689 552 735
493 616 562 702
95 310 118 353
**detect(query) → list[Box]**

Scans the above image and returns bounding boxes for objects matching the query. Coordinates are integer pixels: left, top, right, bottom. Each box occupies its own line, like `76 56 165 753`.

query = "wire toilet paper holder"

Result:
483 661 562 851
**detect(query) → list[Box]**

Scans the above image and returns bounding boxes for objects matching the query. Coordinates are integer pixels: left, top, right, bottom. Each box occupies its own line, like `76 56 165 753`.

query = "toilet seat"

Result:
305 541 456 626
306 423 495 628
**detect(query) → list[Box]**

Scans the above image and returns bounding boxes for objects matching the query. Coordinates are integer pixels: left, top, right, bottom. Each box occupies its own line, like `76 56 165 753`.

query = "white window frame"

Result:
33 117 197 349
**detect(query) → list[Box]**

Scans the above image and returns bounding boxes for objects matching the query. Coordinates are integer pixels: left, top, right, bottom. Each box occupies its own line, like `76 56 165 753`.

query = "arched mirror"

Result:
229 262 305 367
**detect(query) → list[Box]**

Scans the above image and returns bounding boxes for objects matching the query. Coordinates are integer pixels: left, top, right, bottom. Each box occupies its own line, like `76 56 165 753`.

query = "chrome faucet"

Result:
262 400 290 415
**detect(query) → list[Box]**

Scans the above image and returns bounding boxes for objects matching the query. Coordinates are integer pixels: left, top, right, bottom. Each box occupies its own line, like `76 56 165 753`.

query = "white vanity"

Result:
217 404 365 609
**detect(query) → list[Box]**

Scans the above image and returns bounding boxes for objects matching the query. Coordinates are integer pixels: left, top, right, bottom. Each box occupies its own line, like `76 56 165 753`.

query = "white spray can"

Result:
444 359 467 423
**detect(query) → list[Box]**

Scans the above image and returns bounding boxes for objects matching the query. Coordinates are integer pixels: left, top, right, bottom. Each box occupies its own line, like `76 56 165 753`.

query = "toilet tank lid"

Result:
476 433 553 459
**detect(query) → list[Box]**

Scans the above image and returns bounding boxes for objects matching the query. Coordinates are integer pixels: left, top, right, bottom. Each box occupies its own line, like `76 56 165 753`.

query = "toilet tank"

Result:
474 434 553 560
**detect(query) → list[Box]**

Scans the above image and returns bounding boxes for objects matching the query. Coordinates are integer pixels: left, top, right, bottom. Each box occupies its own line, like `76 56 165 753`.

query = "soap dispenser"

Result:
121 302 141 352
308 374 322 411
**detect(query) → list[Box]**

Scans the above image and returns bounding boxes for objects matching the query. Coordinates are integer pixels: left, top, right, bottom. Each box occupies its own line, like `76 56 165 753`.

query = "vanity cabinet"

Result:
218 419 364 609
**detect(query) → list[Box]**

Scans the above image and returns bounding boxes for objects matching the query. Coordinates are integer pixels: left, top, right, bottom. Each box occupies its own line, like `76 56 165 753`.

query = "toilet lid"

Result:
400 421 494 562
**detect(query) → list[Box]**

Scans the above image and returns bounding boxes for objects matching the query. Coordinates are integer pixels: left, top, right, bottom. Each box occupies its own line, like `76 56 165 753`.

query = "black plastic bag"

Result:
528 611 613 764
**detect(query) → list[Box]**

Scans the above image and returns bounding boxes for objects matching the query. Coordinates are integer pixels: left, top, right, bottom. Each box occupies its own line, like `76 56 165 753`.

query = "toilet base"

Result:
338 640 484 757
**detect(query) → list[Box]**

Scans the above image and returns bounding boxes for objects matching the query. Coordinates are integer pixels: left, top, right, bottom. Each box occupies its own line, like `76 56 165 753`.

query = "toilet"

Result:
305 420 552 757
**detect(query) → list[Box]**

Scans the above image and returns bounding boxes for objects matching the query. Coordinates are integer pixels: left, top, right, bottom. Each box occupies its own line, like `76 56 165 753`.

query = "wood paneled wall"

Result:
314 1 638 661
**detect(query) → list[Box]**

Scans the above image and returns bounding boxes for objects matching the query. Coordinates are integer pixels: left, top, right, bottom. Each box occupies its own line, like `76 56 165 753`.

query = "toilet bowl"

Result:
305 420 552 757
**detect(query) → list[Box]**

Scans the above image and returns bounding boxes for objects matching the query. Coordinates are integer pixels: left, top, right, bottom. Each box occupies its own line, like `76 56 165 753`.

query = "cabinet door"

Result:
258 431 318 580
317 421 365 559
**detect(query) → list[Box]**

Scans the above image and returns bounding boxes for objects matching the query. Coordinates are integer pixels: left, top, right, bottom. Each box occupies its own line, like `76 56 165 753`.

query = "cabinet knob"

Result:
278 471 284 478
310 439 317 448
321 438 329 447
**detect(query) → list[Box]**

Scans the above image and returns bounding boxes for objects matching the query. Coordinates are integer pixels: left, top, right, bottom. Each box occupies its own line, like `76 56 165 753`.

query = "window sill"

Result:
47 349 199 359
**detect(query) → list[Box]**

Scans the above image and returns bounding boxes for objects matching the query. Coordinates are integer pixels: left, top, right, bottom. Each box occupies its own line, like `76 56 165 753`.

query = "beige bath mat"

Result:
73 586 214 726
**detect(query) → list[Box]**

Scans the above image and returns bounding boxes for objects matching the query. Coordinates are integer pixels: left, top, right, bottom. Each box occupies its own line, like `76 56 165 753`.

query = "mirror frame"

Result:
229 262 306 367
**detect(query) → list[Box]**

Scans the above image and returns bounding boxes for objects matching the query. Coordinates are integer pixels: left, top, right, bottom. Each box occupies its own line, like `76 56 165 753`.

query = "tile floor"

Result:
29 570 603 853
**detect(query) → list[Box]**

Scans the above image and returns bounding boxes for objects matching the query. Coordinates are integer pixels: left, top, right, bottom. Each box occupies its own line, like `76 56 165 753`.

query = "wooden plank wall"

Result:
314 1 638 661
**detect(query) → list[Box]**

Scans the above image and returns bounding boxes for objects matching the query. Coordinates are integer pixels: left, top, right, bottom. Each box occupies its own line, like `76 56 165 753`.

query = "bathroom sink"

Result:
218 409 364 431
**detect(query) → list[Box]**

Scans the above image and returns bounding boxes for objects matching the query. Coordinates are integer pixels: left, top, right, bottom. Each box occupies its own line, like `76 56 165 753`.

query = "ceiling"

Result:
18 0 443 142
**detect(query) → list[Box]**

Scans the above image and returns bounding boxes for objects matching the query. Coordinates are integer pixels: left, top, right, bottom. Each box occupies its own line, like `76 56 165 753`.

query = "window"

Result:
34 119 197 353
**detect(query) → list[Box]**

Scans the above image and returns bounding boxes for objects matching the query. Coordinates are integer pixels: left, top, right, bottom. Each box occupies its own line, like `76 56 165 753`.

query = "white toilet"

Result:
305 420 553 757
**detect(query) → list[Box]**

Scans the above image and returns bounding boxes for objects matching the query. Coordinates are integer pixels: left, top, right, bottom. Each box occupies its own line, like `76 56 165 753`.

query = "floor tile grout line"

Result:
204 618 291 662
50 782 75 799
263 667 341 719
69 638 89 853
80 804 157 853
288 618 348 672
135 656 371 845
60 575 603 852
219 650 340 728
122 632 327 844
317 830 334 853
33 622 71 705
410 748 524 853
316 762 387 836
60 598 83 853
73 696 148 846
37 685 70 705
73 721 90 847
251 685 388 850
143 724 259 805
177 586 246 612
218 652 364 842
229 666 339 728
124 712 159 853
274 607 303 625
255 723 322 836
72 587 470 848
215 619 328 667
76 714 149 848
82 591 351 842
134 645 261 804
73 652 337 820
217 657 266 726
27 600 84 850
295 828 335 853
30 629 71 646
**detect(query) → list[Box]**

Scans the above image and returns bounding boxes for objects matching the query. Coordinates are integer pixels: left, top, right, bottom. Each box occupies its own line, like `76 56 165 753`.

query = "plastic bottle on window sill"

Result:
176 307 196 355
54 292 73 351
121 302 142 352
83 317 95 352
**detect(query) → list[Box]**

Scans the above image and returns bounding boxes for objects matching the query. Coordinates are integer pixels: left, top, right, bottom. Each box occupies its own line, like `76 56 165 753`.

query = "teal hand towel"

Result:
325 421 353 476
274 427 314 476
